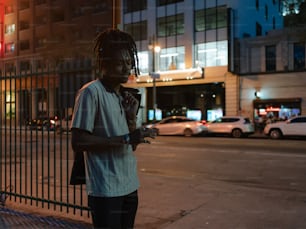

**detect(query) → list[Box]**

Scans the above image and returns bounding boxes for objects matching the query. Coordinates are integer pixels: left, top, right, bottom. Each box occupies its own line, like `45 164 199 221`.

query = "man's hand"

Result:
122 92 139 120
129 127 155 145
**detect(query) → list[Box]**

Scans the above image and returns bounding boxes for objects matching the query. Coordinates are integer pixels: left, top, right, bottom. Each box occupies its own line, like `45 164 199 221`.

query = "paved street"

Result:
1 135 306 228
134 136 306 228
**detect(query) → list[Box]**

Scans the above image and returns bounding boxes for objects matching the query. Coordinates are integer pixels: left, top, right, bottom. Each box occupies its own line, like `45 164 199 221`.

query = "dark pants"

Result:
88 191 138 229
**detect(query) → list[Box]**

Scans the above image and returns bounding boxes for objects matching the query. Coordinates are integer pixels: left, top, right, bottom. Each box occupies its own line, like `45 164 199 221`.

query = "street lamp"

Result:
148 36 161 121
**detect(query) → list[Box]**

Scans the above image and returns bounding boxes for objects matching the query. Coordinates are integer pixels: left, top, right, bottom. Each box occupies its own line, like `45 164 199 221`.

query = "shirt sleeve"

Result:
71 87 97 133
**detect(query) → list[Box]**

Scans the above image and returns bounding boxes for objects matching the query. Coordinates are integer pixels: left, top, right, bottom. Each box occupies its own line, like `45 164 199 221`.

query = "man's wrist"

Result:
127 118 137 132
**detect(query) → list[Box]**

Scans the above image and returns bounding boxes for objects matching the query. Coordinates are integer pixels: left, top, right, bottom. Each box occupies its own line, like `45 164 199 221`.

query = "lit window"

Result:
5 5 14 14
195 41 228 67
5 91 16 119
5 42 15 53
5 24 16 34
159 46 185 71
137 51 149 74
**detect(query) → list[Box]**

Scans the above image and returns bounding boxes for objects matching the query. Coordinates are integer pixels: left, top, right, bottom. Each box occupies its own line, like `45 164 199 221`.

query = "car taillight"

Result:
197 123 203 127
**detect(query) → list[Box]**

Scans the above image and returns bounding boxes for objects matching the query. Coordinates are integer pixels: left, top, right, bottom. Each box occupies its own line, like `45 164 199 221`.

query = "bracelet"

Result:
122 134 130 144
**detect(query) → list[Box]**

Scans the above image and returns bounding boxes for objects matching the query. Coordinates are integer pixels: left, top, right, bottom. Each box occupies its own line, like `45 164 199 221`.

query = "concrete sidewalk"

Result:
0 206 91 229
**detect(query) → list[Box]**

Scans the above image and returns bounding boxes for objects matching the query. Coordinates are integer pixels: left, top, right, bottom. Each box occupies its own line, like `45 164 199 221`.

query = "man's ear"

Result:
100 60 108 74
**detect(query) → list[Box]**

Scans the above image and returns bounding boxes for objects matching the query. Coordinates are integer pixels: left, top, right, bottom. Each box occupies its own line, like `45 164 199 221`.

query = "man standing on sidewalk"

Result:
70 28 153 229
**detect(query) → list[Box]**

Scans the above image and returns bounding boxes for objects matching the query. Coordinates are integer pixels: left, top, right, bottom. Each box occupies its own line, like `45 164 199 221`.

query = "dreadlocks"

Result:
94 28 140 76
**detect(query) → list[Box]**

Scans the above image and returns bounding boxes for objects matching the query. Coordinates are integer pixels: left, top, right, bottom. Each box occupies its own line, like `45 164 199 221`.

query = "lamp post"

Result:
149 36 160 121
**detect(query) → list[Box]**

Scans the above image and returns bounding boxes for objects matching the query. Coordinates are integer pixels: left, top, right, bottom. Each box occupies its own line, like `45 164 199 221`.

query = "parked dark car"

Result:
27 116 59 131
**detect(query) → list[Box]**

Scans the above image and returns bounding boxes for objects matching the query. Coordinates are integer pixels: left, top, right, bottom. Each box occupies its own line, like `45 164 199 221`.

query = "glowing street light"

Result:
148 35 161 121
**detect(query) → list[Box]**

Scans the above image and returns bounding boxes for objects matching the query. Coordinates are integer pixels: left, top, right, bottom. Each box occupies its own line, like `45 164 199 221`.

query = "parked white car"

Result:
264 115 306 139
145 116 207 137
206 116 255 138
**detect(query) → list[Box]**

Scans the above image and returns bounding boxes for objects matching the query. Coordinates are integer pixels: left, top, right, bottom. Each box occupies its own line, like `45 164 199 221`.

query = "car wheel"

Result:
232 129 242 138
269 129 282 139
183 128 193 137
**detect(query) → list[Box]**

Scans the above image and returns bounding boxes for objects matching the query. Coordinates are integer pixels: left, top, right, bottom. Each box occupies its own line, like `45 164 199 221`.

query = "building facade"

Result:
0 0 291 125
121 0 284 122
238 27 306 122
0 0 116 124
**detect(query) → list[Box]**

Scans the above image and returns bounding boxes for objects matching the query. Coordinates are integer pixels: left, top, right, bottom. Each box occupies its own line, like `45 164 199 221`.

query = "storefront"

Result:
146 82 225 122
253 98 302 121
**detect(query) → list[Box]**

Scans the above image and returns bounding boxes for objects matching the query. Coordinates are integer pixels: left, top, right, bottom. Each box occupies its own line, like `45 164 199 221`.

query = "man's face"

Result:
101 49 132 84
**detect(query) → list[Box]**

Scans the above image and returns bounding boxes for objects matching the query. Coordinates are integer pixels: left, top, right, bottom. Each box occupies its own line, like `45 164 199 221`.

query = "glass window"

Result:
291 117 306 123
35 59 47 70
5 5 14 14
5 92 16 119
124 21 147 41
20 60 31 71
157 14 184 37
293 42 305 70
5 42 15 54
35 15 48 25
19 20 30 30
20 40 30 51
195 40 228 67
256 22 262 36
265 45 276 72
123 0 146 13
159 46 185 71
195 6 227 32
51 10 65 23
157 0 183 6
137 51 149 74
5 24 16 34
5 62 15 72
35 37 47 48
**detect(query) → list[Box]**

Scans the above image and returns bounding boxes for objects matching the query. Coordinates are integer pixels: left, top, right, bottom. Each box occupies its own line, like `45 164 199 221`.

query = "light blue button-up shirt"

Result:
71 79 139 197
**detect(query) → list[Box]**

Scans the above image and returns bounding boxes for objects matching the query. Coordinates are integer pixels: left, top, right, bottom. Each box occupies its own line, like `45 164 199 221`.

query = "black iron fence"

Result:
0 60 93 217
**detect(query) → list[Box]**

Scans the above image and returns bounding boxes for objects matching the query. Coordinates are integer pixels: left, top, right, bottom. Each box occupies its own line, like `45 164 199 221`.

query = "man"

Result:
71 28 153 229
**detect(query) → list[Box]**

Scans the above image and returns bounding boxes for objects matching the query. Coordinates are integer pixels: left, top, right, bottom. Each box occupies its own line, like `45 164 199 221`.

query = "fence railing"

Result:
0 62 93 217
